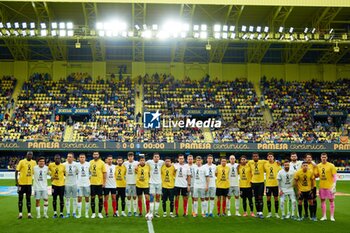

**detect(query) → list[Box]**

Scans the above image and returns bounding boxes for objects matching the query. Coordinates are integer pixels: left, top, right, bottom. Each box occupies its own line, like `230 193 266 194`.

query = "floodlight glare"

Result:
214 32 221 39
201 24 207 31
52 22 58 29
22 30 27 36
141 30 152 38
135 25 140 30
229 26 235 32
30 22 35 29
152 24 158 30
256 26 261 33
214 24 221 32
329 28 334 34
230 33 236 39
29 30 35 36
0 22 3 28
200 31 207 39
40 23 46 29
289 27 294 33
40 30 47 36
182 23 190 32
121 31 127 37
59 22 65 29
59 29 66 37
143 24 147 30
106 30 112 37
6 22 11 28
51 30 57 36
241 25 246 32
278 26 283 33
222 32 228 39
128 31 134 37
304 27 308 33
180 32 187 38
249 26 254 32
14 22 19 29
311 28 316 34
264 26 269 33
67 22 73 30
194 32 199 38
193 25 199 31
67 30 74 37
157 31 169 39
96 23 103 30
98 30 105 37
223 25 229 31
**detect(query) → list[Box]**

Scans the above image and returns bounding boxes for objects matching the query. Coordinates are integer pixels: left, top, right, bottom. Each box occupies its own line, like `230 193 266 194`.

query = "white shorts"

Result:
228 186 240 197
280 190 296 202
150 183 162 195
126 184 137 197
65 185 78 198
193 188 206 199
205 187 216 198
34 190 48 200
77 186 90 197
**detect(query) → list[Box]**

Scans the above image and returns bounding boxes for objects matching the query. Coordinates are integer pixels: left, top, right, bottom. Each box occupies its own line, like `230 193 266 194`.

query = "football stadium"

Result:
0 0 350 232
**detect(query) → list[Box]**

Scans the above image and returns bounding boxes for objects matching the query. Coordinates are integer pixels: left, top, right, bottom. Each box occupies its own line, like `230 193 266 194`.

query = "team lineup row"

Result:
15 151 336 221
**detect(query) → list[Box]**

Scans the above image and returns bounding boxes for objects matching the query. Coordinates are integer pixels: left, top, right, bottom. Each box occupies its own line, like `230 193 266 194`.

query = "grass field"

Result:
1 180 350 233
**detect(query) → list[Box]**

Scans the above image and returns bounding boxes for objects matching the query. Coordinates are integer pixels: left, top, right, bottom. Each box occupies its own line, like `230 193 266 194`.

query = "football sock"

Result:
112 200 117 213
66 198 71 215
98 197 103 213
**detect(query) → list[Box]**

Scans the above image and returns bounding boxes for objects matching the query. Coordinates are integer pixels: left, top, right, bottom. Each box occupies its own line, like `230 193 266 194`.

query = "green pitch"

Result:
1 180 350 233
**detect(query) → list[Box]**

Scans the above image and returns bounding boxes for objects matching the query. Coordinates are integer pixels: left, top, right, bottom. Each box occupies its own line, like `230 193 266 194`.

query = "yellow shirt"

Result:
238 164 252 188
317 162 337 189
89 159 106 185
295 169 314 192
136 164 150 188
264 162 281 187
115 165 127 188
216 165 230 189
248 160 267 183
48 162 65 186
16 159 37 185
161 165 176 189
308 163 319 177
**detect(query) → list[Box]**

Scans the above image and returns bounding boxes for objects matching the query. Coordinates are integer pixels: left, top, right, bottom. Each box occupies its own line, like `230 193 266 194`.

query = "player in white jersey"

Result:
227 155 240 216
76 153 90 218
202 154 216 217
187 154 195 215
123 152 139 217
192 156 209 217
103 155 117 217
33 157 49 218
64 152 79 218
277 160 296 220
147 152 164 218
174 154 191 217
290 152 302 172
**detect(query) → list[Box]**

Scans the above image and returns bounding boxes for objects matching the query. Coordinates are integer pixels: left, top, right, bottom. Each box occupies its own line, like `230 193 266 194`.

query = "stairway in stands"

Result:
253 82 273 124
202 127 214 143
9 78 25 119
63 125 73 142
134 78 144 124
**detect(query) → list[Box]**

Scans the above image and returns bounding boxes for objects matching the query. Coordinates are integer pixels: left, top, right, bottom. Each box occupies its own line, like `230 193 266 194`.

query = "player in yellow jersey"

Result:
115 156 127 216
317 153 337 221
161 157 176 218
305 153 318 220
238 155 254 217
136 156 150 216
48 154 65 218
264 152 282 218
294 161 316 221
215 157 230 216
89 151 106 219
248 152 267 218
15 151 37 219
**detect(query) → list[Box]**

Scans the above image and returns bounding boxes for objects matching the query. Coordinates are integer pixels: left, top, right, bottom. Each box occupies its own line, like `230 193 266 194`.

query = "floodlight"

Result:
22 30 27 36
241 25 246 32
98 30 105 37
67 30 74 37
67 22 73 30
135 25 140 30
40 30 47 36
256 26 261 33
59 29 66 37
201 24 207 31
278 26 283 33
230 33 236 39
214 24 221 32
29 30 35 36
289 27 294 33
214 32 220 39
51 22 58 29
223 25 228 31
152 24 158 30
194 32 199 38
264 26 269 33
180 32 187 38
6 22 11 28
41 23 46 29
222 32 228 39
229 26 234 32
311 28 316 34
14 22 19 29
0 23 3 28
128 31 134 37
59 22 65 29
51 30 57 36
143 24 147 30
249 26 254 32
193 25 199 31
304 27 308 33
30 22 35 29
182 23 190 32
329 28 334 34
141 30 152 38
200 31 207 39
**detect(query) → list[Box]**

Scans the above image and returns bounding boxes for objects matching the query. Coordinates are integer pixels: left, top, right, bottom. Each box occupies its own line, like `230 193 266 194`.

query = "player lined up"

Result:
15 151 337 221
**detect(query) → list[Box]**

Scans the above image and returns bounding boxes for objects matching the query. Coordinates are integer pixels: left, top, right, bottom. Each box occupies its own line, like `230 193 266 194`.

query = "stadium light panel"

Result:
305 35 309 41
59 29 66 37
290 35 294 41
98 30 105 37
14 31 19 36
201 24 207 31
311 28 316 34
59 22 65 29
106 30 112 37
249 33 255 39
152 24 158 30
143 24 147 30
29 30 35 36
135 25 140 30
324 34 330 40
214 24 221 32
40 30 47 36
96 22 103 30
257 33 262 40
5 30 10 36
194 32 199 38
67 22 73 30
249 26 254 32
193 25 199 31
51 30 57 36
182 23 190 32
304 27 308 33
67 30 74 37
30 22 35 29
0 23 3 28
6 22 11 28
278 26 283 33
157 31 170 39
264 26 269 33
41 23 46 29
200 31 207 39
229 26 234 32
222 32 228 39
256 26 261 33
265 33 270 40
0 31 3 36
289 27 294 33
241 25 246 32
22 22 27 29
329 28 334 34
14 22 19 29
230 33 236 39
22 30 26 36
51 22 57 29
180 32 187 38
121 31 127 37
242 34 248 40
128 31 134 37
214 32 221 39
141 30 152 38
223 25 229 31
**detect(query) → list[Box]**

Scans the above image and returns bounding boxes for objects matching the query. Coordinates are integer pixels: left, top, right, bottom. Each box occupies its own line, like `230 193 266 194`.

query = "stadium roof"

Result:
0 2 349 64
